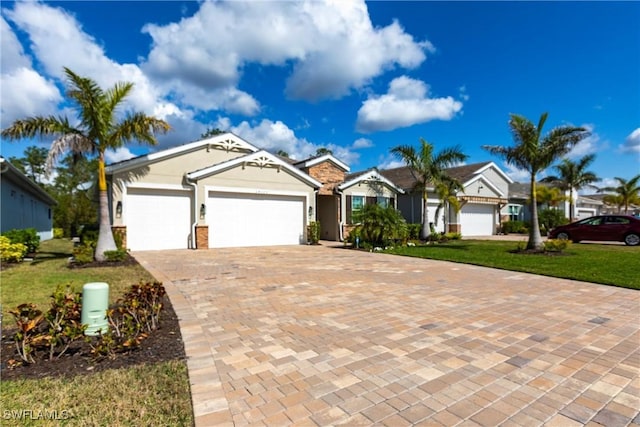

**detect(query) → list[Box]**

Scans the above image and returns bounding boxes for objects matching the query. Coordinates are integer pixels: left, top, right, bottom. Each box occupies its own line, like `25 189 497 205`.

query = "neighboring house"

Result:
338 168 404 239
579 193 639 217
380 162 512 236
0 157 57 240
293 154 350 241
505 184 613 223
106 133 321 251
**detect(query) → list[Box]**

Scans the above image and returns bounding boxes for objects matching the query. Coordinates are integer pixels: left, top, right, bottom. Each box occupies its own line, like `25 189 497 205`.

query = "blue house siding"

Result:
0 158 56 240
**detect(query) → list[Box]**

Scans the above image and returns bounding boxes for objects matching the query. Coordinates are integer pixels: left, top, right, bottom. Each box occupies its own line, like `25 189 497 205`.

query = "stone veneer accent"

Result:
111 226 127 250
305 162 346 195
342 224 357 241
448 223 461 233
195 225 209 249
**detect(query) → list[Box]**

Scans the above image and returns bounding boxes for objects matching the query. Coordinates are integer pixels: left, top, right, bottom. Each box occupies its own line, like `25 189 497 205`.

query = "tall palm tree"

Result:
599 174 640 214
483 113 589 250
542 155 599 220
532 185 568 209
434 179 463 231
391 138 468 239
2 67 170 261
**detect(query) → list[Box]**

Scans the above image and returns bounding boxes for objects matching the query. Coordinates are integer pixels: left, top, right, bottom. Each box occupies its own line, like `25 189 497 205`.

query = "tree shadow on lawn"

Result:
29 251 72 266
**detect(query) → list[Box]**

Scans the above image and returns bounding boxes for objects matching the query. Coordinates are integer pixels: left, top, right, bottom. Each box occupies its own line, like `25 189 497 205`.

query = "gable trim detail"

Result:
106 132 258 174
186 150 322 188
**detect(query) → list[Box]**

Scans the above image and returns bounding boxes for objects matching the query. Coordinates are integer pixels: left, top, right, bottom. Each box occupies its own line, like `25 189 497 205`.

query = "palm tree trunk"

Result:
528 177 543 250
569 188 574 221
95 154 117 261
422 191 430 240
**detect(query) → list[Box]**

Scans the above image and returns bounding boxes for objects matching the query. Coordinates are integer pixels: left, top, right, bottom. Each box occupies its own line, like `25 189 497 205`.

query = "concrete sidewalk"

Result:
135 245 640 426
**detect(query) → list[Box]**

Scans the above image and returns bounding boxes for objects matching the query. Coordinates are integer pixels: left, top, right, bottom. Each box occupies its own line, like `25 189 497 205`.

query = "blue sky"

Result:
1 1 639 189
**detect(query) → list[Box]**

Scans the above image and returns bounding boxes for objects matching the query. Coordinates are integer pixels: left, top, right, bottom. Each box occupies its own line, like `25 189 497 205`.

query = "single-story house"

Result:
106 133 321 251
106 134 516 250
0 156 57 240
380 162 512 236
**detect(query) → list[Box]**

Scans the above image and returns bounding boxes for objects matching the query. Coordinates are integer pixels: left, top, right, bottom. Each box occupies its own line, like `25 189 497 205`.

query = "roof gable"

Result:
105 132 258 174
186 150 322 188
339 168 404 193
294 154 350 172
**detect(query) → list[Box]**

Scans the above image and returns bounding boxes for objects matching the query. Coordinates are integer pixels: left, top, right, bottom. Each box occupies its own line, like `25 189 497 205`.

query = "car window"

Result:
603 216 630 224
579 217 602 226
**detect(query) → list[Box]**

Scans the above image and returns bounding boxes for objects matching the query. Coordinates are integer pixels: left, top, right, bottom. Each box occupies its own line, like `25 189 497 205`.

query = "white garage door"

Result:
460 203 495 236
208 192 304 248
126 188 192 251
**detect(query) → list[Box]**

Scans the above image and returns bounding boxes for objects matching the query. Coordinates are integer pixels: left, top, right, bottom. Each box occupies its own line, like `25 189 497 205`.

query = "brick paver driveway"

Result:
134 245 640 427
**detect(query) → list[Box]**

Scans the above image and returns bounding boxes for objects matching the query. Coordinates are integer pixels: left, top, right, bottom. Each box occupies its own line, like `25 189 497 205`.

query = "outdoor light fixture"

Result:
116 201 122 218
308 206 313 218
200 203 206 219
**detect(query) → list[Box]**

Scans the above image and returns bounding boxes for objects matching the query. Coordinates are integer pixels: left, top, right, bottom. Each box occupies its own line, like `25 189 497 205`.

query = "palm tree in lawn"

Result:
599 174 640 214
542 154 599 220
482 113 589 250
434 179 463 232
391 138 468 239
1 67 170 261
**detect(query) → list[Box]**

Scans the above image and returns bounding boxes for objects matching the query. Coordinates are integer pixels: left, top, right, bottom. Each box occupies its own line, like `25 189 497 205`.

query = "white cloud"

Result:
1 16 31 73
105 147 136 164
142 0 431 102
1 67 62 128
567 124 600 159
378 155 406 170
502 162 531 183
4 2 188 118
620 128 640 154
356 76 463 133
352 138 373 149
213 117 359 165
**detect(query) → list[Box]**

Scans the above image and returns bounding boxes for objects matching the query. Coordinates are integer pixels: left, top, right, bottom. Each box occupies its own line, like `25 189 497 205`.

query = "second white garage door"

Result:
460 203 495 236
126 188 192 251
207 192 305 248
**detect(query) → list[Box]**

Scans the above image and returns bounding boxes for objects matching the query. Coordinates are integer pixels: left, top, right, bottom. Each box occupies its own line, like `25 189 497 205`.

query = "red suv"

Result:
549 215 640 246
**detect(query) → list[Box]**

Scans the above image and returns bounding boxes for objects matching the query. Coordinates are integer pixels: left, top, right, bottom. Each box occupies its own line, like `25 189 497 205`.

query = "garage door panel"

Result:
126 188 192 251
208 192 304 248
460 203 495 236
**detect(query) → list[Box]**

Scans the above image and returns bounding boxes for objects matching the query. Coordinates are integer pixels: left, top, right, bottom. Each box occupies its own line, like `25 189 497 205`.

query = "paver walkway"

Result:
134 244 640 427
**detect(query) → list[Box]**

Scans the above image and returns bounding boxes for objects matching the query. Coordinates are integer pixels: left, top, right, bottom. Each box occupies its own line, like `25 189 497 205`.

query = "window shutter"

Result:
366 196 376 205
346 195 352 224
390 198 395 208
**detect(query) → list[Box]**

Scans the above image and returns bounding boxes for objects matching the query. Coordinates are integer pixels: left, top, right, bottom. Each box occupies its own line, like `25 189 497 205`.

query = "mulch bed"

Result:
1 295 186 381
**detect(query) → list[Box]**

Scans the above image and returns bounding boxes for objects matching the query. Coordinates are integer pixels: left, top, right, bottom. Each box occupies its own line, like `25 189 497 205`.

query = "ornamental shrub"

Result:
2 228 40 253
0 236 28 263
544 239 572 253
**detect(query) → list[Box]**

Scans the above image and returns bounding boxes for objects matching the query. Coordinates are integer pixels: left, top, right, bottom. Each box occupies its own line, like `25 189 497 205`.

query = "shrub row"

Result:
0 236 28 263
1 228 44 263
7 281 166 367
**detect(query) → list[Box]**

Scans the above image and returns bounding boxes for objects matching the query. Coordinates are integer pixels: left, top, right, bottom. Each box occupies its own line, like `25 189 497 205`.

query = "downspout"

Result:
185 174 198 249
337 188 345 242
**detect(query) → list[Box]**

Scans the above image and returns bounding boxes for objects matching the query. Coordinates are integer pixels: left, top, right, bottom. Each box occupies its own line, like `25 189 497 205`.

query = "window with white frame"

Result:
352 195 364 214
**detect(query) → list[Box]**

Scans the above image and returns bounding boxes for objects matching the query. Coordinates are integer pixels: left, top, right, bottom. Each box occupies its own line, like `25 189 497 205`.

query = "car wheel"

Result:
556 232 570 241
624 233 640 246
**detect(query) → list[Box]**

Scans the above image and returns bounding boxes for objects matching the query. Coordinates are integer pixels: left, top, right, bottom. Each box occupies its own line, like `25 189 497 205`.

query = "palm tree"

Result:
532 185 568 209
483 113 589 250
391 138 468 239
434 179 463 231
599 175 640 214
1 67 170 261
542 155 599 220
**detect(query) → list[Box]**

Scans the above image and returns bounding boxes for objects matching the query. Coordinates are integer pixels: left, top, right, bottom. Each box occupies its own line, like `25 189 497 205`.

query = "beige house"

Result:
106 134 515 250
106 133 321 250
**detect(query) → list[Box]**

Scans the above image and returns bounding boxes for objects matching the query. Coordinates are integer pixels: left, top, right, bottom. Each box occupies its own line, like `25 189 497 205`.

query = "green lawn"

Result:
1 239 194 426
386 240 640 289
